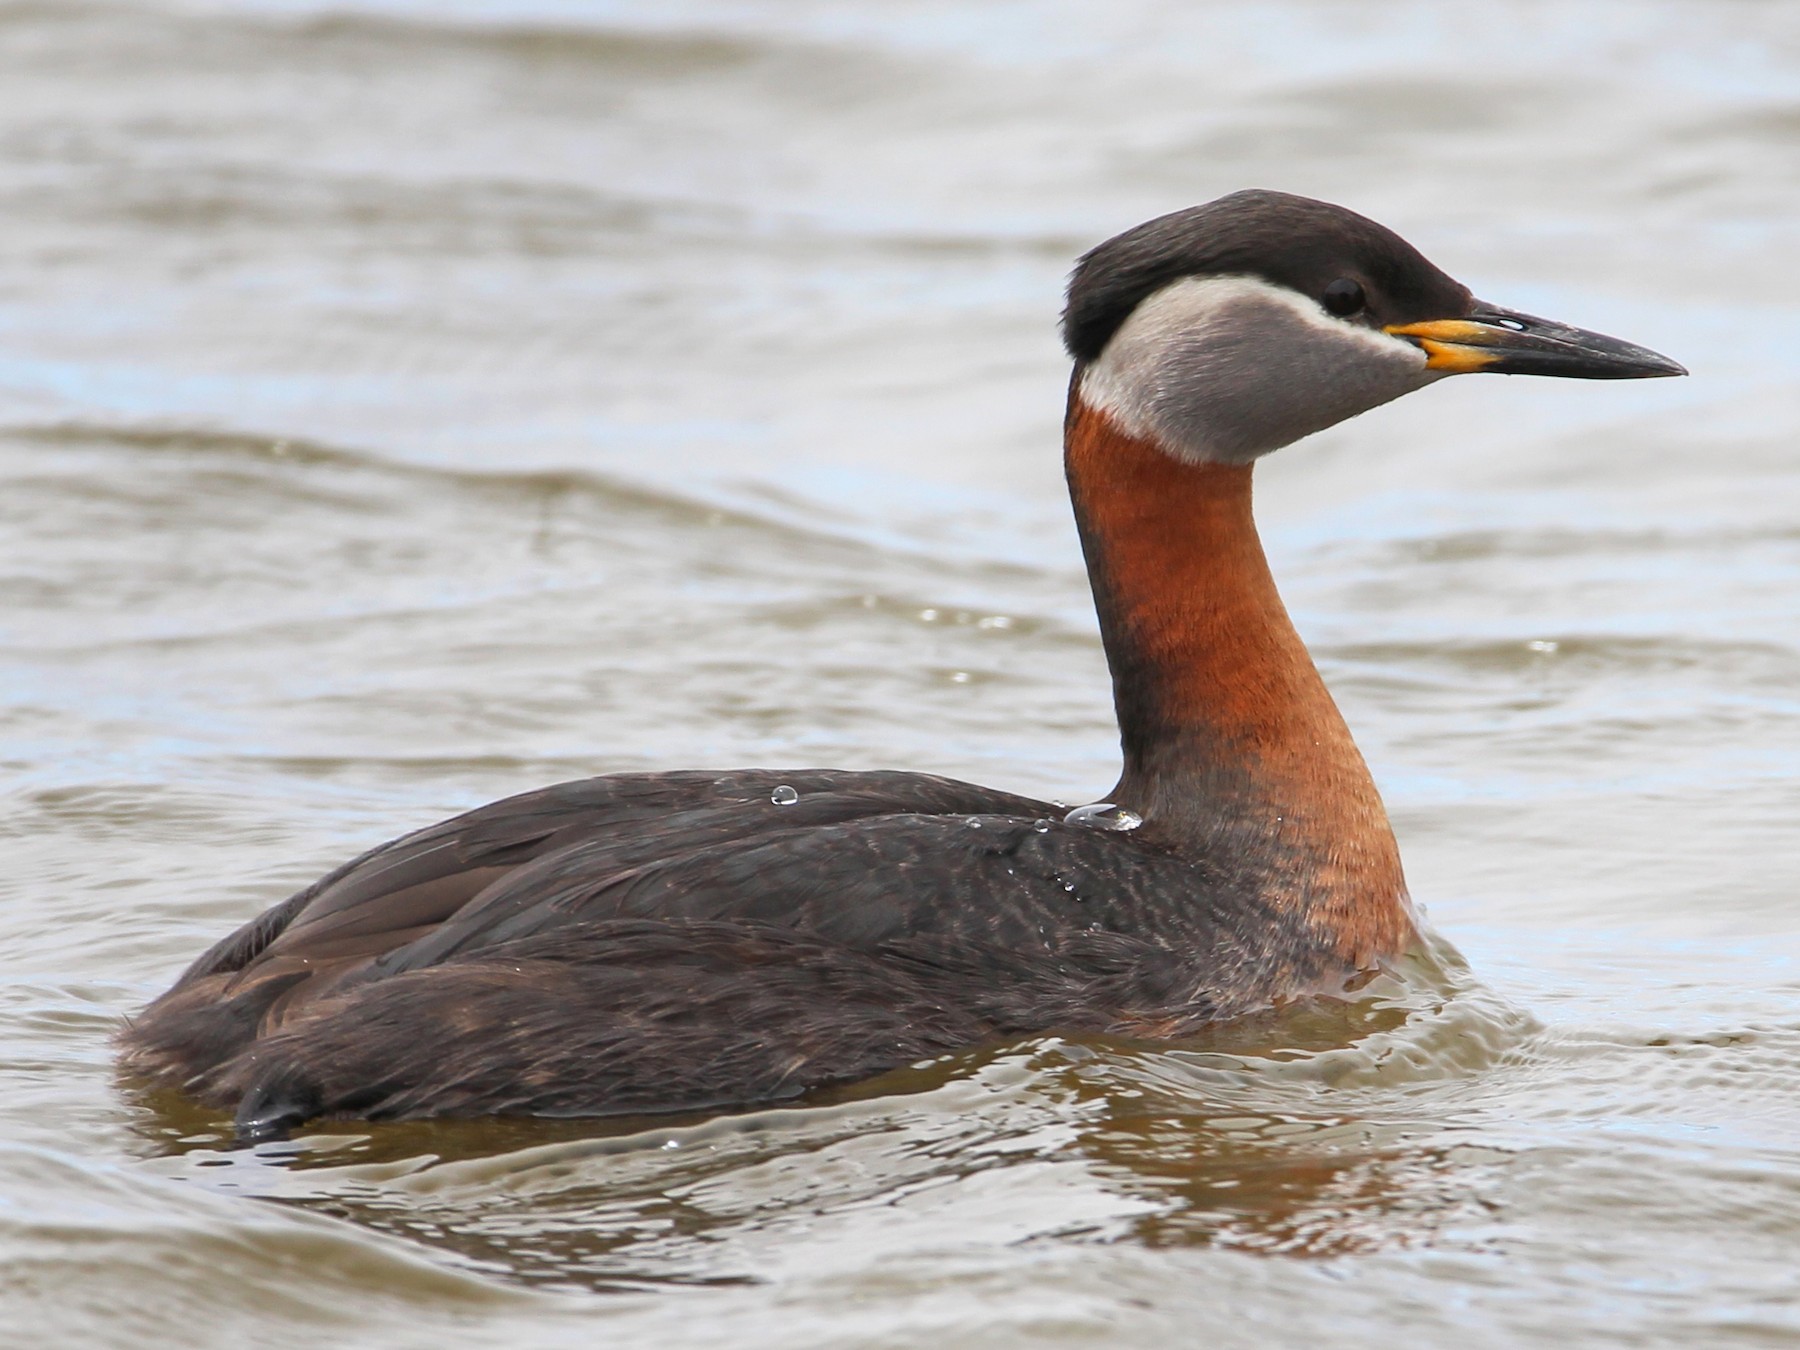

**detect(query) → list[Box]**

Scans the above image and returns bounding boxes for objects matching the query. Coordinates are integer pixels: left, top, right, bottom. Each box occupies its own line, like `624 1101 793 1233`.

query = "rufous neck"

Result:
1064 389 1411 962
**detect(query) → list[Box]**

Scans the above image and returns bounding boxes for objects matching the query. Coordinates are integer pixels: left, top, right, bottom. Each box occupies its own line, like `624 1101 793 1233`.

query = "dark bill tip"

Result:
1386 303 1687 380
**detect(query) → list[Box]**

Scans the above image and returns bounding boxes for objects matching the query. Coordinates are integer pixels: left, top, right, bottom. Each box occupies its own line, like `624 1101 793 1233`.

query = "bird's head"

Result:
1063 189 1685 465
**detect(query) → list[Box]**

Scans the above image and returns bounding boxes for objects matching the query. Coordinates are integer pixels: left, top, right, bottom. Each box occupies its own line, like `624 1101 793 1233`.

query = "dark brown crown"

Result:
1062 190 1473 363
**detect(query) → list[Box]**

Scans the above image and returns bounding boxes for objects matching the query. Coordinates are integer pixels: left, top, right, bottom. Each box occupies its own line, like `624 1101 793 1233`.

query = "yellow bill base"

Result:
1384 319 1504 373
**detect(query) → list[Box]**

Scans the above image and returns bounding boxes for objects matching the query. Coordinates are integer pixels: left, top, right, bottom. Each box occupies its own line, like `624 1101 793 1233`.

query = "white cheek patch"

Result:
1078 275 1437 464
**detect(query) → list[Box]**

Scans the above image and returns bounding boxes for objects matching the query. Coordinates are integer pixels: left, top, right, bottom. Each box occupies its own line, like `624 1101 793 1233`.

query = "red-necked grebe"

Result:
121 190 1685 1140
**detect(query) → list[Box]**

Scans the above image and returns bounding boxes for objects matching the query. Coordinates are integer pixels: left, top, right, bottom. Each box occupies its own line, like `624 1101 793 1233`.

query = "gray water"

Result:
4 1 1799 1345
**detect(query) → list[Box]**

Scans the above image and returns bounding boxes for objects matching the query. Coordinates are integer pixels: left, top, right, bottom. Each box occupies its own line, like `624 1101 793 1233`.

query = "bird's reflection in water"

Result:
125 938 1527 1290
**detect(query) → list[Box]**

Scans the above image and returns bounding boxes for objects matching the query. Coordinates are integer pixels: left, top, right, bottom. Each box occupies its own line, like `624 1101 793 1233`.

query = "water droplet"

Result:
919 608 939 622
965 816 983 828
1064 802 1143 832
1033 818 1051 833
770 785 799 806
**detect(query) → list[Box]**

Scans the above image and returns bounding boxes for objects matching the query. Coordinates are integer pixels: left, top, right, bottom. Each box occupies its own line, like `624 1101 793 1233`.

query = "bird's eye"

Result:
1322 278 1366 317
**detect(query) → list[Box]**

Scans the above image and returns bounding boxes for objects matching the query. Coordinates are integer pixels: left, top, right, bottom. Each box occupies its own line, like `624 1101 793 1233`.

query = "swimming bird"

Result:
120 190 1684 1140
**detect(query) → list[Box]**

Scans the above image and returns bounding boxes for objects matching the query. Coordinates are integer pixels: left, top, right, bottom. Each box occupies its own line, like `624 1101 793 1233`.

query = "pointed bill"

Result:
1387 304 1687 379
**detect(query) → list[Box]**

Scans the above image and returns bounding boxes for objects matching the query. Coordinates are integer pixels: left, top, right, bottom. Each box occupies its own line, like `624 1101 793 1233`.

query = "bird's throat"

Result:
1064 390 1413 964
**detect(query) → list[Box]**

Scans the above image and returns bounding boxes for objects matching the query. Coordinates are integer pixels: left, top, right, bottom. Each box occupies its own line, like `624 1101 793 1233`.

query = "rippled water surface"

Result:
4 2 1799 1345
